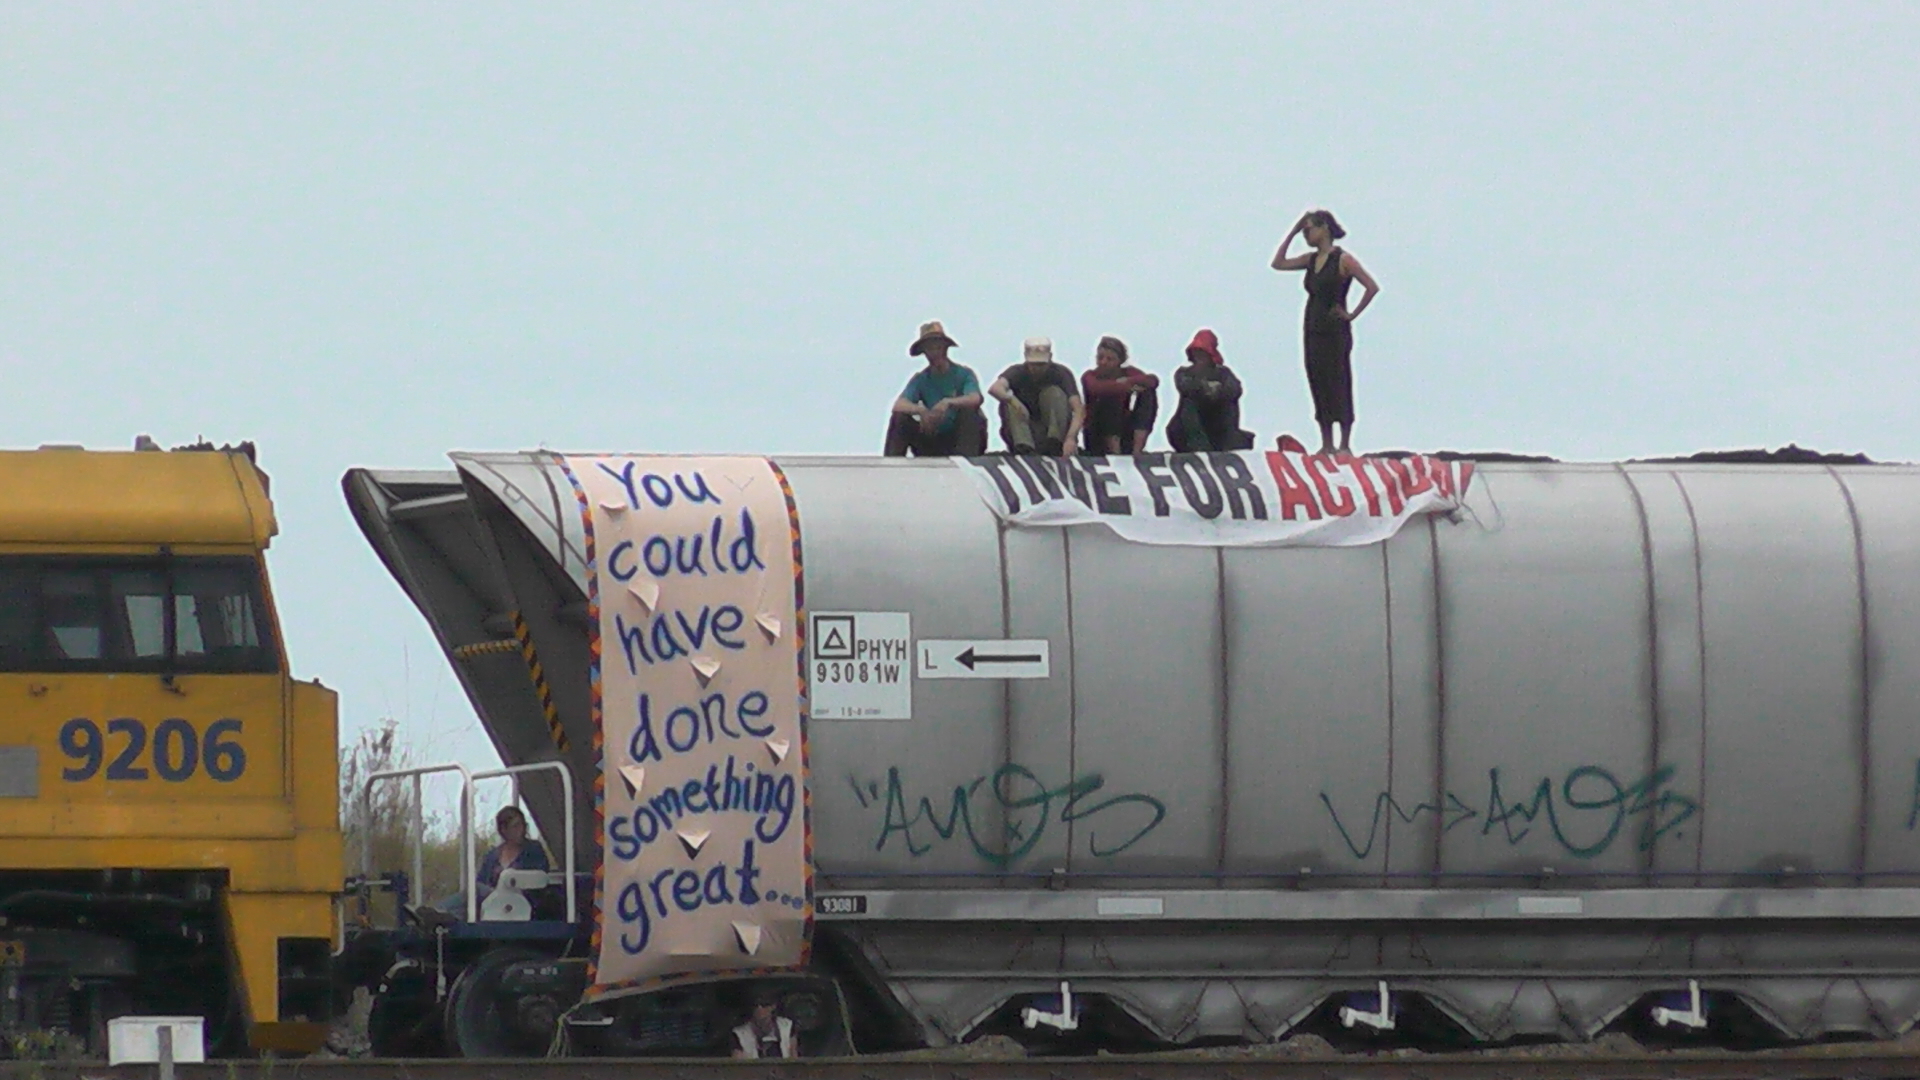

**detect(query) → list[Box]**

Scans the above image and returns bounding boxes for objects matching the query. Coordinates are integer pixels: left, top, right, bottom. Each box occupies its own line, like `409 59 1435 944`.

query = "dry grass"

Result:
338 717 491 904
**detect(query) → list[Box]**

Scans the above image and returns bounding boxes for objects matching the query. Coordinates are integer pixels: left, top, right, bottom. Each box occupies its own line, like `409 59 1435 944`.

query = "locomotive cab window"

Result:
0 556 278 673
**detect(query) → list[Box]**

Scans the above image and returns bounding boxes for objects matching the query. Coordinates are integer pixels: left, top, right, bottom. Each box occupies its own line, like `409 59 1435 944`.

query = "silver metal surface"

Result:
811 886 1920 923
1854 471 1920 884
1065 526 1219 876
1221 542 1389 876
1002 525 1074 879
1624 467 1710 881
342 456 1920 882
1432 469 1652 880
1687 469 1863 881
341 453 1920 1046
0 746 38 798
783 461 1008 876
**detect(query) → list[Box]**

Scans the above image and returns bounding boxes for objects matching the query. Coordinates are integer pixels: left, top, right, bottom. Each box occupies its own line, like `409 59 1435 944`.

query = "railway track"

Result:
12 1049 1920 1080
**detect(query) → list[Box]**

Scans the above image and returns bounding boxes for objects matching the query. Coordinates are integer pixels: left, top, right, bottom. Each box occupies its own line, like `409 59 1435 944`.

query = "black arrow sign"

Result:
956 647 1044 670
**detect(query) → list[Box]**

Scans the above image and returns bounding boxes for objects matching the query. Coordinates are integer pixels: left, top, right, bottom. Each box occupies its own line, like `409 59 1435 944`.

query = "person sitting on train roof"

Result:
732 987 800 1059
1168 328 1255 452
1080 335 1159 455
885 320 986 457
477 804 551 893
988 336 1084 457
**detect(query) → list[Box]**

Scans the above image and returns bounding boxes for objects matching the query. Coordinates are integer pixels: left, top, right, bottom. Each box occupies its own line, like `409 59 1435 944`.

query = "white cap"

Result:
1023 336 1052 360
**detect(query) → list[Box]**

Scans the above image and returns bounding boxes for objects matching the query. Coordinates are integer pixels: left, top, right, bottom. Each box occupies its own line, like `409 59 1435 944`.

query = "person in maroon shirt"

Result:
1079 336 1160 455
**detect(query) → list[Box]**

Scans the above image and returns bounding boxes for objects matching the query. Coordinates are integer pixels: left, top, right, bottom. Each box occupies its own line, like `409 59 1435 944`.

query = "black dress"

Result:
1303 247 1355 425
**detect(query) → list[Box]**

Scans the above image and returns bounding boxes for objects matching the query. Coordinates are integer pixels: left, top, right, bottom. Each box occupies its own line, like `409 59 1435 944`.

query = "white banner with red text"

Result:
956 449 1474 547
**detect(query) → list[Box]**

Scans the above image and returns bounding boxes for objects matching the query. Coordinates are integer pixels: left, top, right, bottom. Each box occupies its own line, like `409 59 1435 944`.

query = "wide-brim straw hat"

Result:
910 320 957 356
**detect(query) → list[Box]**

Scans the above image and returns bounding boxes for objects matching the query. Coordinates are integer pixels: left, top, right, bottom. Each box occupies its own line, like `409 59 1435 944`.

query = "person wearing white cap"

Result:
987 336 1083 456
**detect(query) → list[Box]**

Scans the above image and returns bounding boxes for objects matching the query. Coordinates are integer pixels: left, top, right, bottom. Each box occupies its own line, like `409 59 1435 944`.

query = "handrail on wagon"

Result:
469 761 579 924
361 762 477 923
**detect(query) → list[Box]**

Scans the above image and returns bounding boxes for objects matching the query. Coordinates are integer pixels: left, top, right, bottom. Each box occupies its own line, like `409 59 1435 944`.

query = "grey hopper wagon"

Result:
342 451 1920 1051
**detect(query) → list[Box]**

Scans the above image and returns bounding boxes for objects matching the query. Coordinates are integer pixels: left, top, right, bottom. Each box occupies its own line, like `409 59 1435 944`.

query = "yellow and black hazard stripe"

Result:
512 611 571 754
450 638 518 659
449 618 570 755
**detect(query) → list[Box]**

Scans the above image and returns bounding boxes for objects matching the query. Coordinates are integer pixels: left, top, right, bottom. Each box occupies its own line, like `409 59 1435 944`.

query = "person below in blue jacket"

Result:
477 804 551 892
429 804 552 919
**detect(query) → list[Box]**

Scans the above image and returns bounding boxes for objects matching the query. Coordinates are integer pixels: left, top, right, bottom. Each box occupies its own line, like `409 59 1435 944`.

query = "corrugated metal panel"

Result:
452 452 590 593
1064 529 1219 876
1846 471 1920 880
1622 466 1710 882
347 455 1920 891
1002 527 1075 881
1684 469 1861 879
1382 522 1442 882
1223 543 1390 877
1432 467 1653 880
784 461 1006 878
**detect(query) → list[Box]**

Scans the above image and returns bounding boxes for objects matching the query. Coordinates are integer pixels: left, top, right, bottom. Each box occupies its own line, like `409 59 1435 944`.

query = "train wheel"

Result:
443 947 559 1059
367 964 444 1057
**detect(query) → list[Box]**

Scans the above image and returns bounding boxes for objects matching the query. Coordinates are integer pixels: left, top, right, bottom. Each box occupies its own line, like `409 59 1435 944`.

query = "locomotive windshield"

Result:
0 555 278 673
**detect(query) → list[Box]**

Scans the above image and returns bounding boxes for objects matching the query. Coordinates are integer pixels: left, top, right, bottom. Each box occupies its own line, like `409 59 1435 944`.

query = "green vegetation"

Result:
5 1029 86 1062
338 718 499 905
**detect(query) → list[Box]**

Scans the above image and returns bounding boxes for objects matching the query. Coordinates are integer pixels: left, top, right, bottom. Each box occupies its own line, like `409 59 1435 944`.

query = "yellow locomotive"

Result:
0 443 341 1055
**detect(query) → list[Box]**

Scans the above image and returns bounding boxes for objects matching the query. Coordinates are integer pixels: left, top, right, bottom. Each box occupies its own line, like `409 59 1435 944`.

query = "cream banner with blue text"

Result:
562 454 810 993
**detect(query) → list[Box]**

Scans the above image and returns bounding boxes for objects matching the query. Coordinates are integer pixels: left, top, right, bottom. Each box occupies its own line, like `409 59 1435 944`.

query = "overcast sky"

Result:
3 2 1914 774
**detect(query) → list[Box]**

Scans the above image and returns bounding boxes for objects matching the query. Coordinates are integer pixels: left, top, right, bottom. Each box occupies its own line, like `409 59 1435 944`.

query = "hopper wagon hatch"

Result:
342 449 1920 1056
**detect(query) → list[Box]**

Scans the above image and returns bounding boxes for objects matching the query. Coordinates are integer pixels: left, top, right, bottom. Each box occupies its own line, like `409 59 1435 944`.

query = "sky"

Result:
3 2 1915 775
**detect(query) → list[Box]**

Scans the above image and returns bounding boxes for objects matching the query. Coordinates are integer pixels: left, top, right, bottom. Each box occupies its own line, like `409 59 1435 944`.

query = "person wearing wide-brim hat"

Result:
886 320 986 457
909 321 955 356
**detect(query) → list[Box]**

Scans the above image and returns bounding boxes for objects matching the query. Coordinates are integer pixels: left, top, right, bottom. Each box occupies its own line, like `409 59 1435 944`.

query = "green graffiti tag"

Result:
1319 790 1480 861
849 764 1167 865
1322 764 1700 861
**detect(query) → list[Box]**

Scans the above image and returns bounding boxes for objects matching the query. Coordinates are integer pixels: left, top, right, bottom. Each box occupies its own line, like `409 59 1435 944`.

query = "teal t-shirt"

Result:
901 363 981 434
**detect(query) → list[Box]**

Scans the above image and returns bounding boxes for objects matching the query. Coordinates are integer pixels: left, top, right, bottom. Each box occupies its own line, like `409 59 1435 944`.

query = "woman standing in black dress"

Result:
1272 209 1379 455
